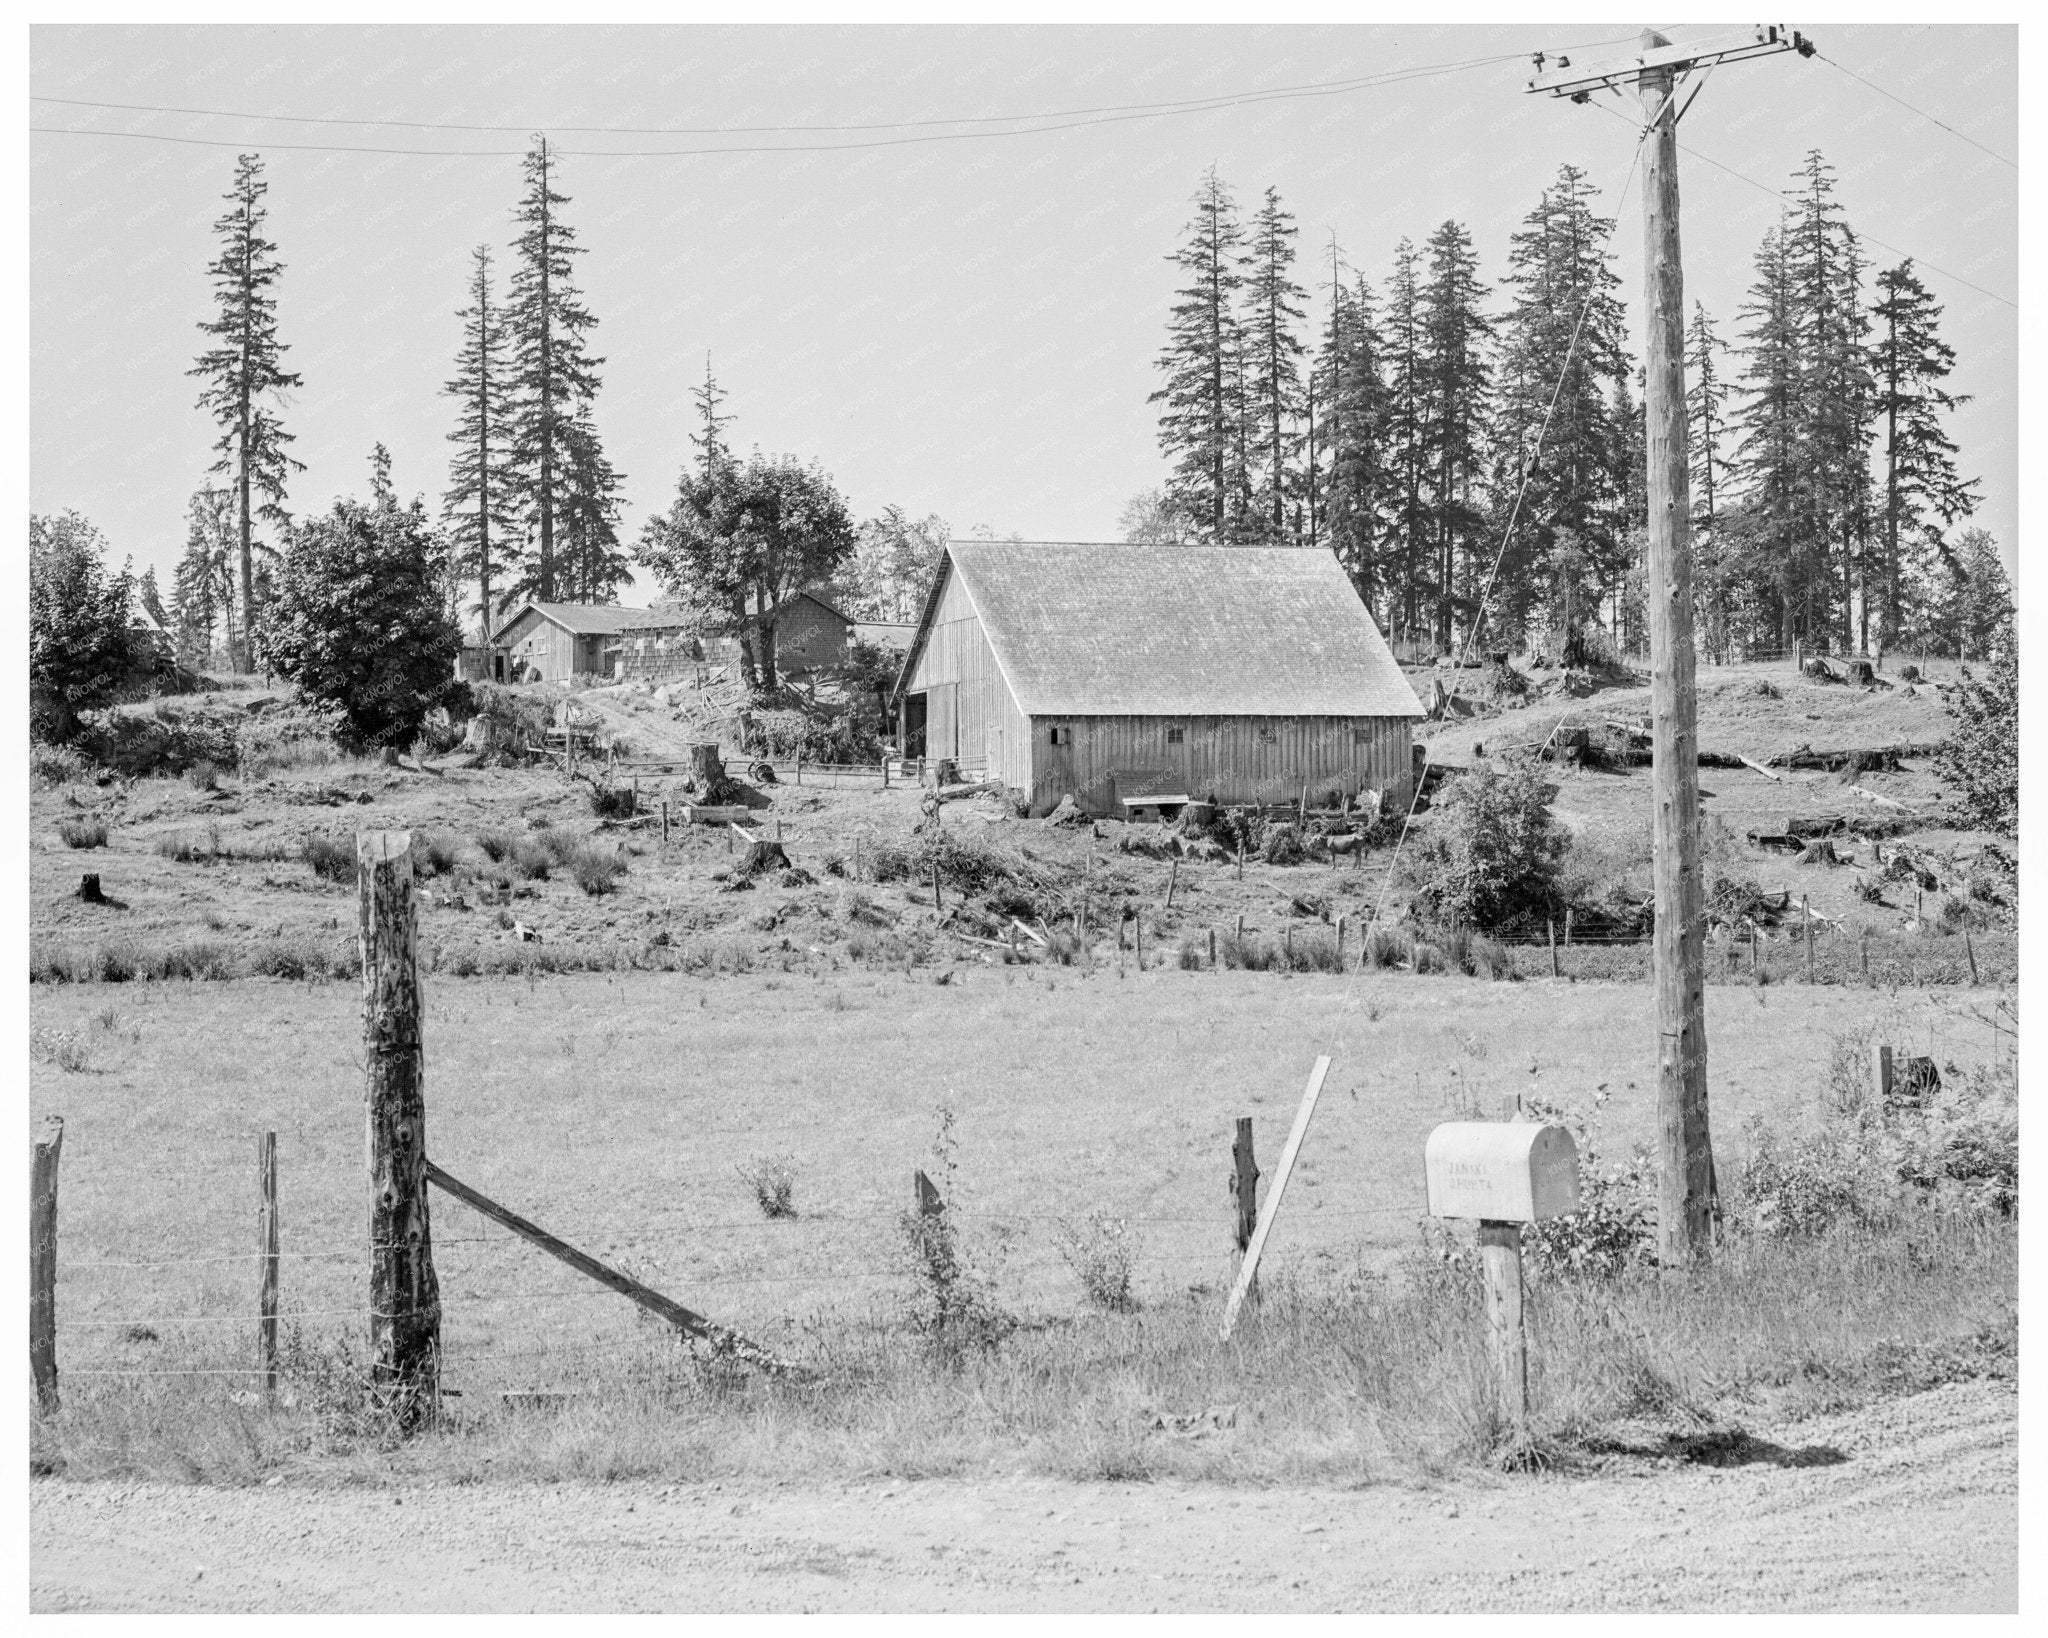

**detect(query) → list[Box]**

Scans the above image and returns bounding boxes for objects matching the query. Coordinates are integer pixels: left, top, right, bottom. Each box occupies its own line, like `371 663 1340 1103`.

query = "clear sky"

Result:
29 22 2018 605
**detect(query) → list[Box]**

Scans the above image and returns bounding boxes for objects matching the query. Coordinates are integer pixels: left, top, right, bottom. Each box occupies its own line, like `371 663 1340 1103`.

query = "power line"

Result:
1817 51 2016 171
31 40 1644 140
1586 100 2017 311
27 39 1646 160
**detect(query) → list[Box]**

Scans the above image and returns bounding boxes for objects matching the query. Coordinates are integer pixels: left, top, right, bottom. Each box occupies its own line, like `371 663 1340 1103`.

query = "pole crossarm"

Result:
1525 25 1812 100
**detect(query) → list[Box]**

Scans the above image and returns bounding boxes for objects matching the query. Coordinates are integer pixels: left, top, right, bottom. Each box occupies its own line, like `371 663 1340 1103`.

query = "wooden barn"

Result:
892 542 1424 816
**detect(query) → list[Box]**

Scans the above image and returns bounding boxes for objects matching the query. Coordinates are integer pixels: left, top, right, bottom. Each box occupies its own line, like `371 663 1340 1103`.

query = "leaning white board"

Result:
1218 1055 1333 1342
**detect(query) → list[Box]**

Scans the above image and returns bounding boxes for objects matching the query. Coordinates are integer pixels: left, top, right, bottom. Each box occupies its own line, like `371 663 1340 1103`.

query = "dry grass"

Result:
27 970 2015 1487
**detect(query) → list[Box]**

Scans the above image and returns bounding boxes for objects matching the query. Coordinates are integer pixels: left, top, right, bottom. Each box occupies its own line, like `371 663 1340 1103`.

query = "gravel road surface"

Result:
31 1381 2015 1612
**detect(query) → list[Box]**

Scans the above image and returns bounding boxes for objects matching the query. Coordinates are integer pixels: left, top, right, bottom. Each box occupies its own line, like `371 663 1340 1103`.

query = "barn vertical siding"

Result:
904 569 1032 786
1026 714 1412 815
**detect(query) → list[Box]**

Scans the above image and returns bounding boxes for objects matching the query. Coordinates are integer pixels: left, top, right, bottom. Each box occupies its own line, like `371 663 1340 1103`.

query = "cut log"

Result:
1847 784 1911 811
1738 754 1782 782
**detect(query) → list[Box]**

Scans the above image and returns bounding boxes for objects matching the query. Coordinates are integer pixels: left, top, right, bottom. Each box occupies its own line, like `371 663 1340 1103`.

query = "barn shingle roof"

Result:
927 542 1423 718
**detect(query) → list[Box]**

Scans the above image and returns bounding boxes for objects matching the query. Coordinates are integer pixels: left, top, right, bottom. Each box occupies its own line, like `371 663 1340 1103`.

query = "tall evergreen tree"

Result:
1420 220 1494 650
1243 186 1309 541
442 245 517 642
1937 527 2012 661
555 411 630 603
1382 238 1433 643
138 566 169 630
173 488 238 669
1729 219 1804 646
1316 257 1392 608
504 135 606 603
1486 165 1628 657
1150 168 1246 543
1869 259 1979 647
189 153 302 671
691 354 735 477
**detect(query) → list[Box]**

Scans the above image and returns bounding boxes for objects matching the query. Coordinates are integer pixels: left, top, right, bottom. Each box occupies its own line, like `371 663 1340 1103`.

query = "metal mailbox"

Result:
1425 1122 1581 1223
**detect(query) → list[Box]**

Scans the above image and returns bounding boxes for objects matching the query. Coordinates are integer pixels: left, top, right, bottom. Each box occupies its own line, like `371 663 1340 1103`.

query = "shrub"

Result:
29 512 135 743
185 759 221 792
897 1107 1014 1360
32 743 89 788
1520 1092 1658 1279
511 836 555 880
571 844 626 897
463 684 557 764
157 827 221 863
256 478 465 755
1731 1115 1888 1238
412 831 461 877
1894 1063 2018 1215
1407 762 1569 932
30 1025 91 1073
738 1155 800 1219
1362 923 1413 970
1410 940 1447 974
301 834 355 884
1935 650 2017 836
588 784 637 820
476 829 515 864
58 815 109 849
1053 1211 1139 1312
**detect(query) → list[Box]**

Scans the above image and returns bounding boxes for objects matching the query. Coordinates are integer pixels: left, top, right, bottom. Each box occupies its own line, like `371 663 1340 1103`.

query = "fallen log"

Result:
1011 918 1048 947
1738 754 1782 782
1847 784 1912 811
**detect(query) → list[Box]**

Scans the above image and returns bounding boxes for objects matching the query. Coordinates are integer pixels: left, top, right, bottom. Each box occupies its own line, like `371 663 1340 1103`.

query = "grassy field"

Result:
28 965 2016 1486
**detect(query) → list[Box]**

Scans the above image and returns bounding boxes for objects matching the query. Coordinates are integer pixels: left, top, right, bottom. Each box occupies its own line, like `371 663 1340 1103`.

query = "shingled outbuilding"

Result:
891 541 1424 817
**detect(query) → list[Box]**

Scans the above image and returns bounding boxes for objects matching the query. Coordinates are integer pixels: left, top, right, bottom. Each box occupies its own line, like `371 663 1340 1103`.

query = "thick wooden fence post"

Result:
1872 1042 1894 1106
1230 1117 1259 1314
1335 915 1346 967
1208 926 1218 969
1478 1221 1529 1440
258 1130 279 1398
31 1115 63 1414
931 856 941 912
1803 895 1815 982
1964 922 1979 986
1549 919 1559 978
359 830 440 1428
1166 858 1179 910
1135 918 1144 971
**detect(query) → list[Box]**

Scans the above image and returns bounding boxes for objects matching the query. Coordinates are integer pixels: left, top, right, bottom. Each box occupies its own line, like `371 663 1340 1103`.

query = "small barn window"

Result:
1352 728 1373 743
1048 725 1072 746
1166 727 1185 745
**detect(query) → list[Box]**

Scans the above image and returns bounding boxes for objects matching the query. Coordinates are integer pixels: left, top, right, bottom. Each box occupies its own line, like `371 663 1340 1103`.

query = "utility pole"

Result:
1528 25 1813 1266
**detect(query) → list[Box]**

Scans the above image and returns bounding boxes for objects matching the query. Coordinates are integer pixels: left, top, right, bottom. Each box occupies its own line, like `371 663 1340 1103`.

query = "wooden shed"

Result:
490 602 694 685
770 589 854 674
892 542 1425 816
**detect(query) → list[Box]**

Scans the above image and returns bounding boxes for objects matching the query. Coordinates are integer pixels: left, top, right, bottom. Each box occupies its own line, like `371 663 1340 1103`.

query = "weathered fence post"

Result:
931 856 942 912
1134 917 1144 971
914 1168 943 1217
661 799 671 844
1166 858 1179 909
1335 914 1346 967
359 830 440 1428
1872 1043 1894 1106
1964 921 1979 986
1208 926 1218 970
31 1115 63 1414
258 1129 279 1398
1548 919 1559 978
1564 907 1574 947
1860 929 1869 984
1803 895 1815 982
1236 840 1244 881
1230 1117 1259 1315
854 836 862 882
1478 1221 1529 1440
1749 922 1759 976
1283 923 1293 966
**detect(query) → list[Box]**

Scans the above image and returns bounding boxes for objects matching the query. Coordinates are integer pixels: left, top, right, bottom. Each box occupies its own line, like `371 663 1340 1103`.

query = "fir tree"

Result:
1316 255 1392 607
173 488 239 670
1382 238 1433 643
189 153 302 671
1729 219 1804 646
504 135 606 603
138 566 169 630
555 411 630 604
1420 220 1493 650
1150 168 1246 543
1487 165 1628 655
691 354 735 477
443 245 517 642
1243 186 1308 541
1870 259 1979 647
1938 527 2012 662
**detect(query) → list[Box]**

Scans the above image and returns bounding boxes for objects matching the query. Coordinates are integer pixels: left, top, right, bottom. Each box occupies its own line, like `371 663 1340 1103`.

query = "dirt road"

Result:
31 1381 2015 1613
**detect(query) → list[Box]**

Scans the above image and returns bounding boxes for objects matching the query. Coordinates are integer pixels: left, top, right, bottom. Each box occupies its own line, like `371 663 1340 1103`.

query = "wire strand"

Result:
1817 51 2016 170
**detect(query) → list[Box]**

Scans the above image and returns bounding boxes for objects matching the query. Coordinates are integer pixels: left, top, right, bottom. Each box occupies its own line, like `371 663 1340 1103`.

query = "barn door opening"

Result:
904 692 928 758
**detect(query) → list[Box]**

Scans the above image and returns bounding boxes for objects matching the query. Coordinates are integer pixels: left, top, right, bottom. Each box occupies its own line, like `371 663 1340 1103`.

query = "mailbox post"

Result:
1425 1118 1581 1445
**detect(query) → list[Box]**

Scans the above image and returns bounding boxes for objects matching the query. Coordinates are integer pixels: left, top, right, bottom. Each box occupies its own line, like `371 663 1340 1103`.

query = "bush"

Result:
302 834 355 883
476 829 515 864
1732 1115 1886 1238
257 476 464 755
185 759 221 792
511 836 556 880
1520 1092 1658 1279
588 784 637 820
463 684 557 764
74 708 241 779
30 512 134 743
157 827 221 863
1362 924 1414 970
58 815 109 849
412 831 461 877
32 744 89 788
571 843 626 897
1407 762 1569 932
738 1155 800 1219
1935 651 2016 836
896 1107 1015 1360
1053 1211 1139 1312
30 1025 91 1073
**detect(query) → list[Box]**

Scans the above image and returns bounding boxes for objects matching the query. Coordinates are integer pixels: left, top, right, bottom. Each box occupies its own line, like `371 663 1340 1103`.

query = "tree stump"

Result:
77 873 108 904
735 839 791 878
689 742 741 804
